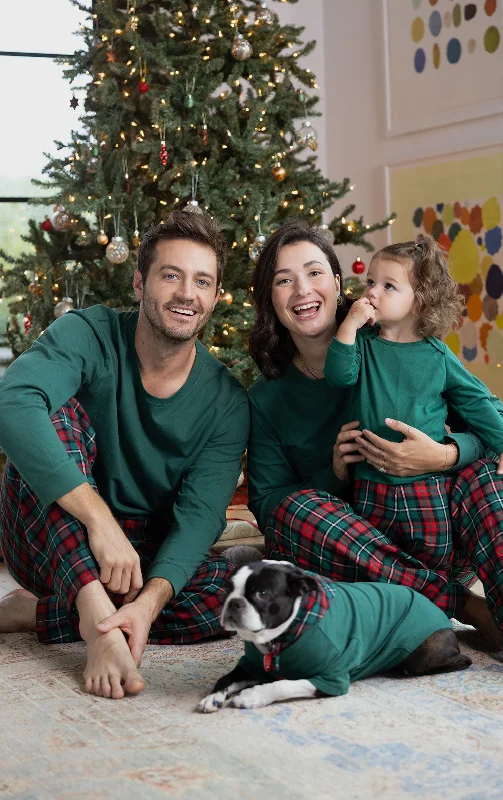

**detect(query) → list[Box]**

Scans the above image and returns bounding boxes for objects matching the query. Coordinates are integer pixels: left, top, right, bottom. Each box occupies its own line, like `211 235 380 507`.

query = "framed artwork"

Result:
386 148 503 396
383 0 503 135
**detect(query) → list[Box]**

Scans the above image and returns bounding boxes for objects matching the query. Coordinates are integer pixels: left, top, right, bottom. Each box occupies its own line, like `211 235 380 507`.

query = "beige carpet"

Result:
1 565 503 800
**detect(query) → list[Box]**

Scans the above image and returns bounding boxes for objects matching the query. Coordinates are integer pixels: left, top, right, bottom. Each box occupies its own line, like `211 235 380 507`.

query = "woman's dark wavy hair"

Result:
249 220 345 380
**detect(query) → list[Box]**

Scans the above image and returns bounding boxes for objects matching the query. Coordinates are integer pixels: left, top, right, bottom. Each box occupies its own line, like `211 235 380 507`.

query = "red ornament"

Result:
159 141 168 166
352 258 366 275
40 218 53 232
139 79 149 94
23 313 32 334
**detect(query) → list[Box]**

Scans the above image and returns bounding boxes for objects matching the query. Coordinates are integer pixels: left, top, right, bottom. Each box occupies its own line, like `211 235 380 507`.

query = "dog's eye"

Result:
255 590 268 600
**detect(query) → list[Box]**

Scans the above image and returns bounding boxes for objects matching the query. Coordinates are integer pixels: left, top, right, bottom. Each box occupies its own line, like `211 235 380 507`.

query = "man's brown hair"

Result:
137 211 227 288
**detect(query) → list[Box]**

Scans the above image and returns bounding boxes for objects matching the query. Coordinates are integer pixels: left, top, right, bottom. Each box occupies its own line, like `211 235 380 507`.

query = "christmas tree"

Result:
0 0 393 386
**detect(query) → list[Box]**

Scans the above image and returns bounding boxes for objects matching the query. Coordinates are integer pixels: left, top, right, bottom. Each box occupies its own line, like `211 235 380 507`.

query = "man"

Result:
0 211 249 699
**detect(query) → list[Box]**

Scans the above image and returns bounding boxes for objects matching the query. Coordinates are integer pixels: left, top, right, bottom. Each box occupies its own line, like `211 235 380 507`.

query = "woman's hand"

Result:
332 420 366 482
355 418 456 477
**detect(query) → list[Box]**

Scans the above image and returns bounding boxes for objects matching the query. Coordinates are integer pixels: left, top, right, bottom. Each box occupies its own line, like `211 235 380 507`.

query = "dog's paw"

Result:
197 691 228 713
230 686 270 709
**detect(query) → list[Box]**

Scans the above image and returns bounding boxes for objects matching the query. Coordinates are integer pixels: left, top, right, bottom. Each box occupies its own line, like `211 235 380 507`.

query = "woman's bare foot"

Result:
0 589 37 633
457 591 502 650
83 626 145 699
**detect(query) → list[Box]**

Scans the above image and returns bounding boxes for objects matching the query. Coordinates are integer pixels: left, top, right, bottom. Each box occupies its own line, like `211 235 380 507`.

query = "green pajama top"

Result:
239 582 452 695
324 327 503 484
0 307 249 595
247 360 503 532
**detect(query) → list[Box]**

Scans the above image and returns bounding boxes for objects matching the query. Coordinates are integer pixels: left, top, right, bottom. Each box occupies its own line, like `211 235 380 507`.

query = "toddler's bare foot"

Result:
0 589 37 633
83 626 145 699
457 592 502 650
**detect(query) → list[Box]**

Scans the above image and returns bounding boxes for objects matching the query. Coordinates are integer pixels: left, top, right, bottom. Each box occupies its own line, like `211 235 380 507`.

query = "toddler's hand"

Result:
347 298 376 329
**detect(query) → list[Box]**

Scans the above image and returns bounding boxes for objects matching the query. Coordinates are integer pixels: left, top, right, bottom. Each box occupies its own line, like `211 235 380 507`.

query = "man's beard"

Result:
142 290 213 344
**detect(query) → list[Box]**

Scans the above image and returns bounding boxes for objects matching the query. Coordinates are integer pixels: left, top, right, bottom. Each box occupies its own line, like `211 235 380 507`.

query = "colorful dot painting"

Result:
410 0 501 71
413 196 503 365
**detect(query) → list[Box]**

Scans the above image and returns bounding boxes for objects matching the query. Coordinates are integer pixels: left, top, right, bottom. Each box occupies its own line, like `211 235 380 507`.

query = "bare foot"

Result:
83 627 145 699
457 592 502 650
0 589 37 633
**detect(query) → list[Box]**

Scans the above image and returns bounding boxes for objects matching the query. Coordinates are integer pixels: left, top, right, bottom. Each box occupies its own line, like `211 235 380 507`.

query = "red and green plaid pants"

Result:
265 461 503 631
0 399 234 644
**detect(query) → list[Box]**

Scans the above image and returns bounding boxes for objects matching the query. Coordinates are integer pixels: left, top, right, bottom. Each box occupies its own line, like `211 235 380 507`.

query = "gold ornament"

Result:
97 230 109 245
231 34 253 61
220 291 233 305
272 163 286 181
132 229 141 248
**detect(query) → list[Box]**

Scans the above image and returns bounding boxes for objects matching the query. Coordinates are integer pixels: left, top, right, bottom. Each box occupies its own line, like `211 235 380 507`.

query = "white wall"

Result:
322 0 503 276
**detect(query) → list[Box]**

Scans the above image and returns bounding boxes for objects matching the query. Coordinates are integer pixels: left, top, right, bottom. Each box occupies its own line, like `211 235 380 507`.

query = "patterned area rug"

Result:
1 580 502 798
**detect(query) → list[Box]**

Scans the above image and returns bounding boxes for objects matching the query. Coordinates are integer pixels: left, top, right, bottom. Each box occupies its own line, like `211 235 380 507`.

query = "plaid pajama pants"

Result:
265 461 503 631
0 399 234 645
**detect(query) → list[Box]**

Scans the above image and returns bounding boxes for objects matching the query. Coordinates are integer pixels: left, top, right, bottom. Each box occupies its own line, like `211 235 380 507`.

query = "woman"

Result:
247 220 503 649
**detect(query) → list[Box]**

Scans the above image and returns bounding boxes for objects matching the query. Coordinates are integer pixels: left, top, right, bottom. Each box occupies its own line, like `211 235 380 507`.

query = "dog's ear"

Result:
286 568 317 597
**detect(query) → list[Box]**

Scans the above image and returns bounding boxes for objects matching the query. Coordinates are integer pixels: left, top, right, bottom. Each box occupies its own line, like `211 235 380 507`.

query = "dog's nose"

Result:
227 597 246 612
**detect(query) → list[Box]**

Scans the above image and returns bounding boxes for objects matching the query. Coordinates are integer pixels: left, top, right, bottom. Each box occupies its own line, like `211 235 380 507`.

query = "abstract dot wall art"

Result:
384 0 503 134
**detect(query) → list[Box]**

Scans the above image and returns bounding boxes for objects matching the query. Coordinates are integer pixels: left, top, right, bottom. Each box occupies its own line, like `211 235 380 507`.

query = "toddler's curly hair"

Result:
374 234 464 338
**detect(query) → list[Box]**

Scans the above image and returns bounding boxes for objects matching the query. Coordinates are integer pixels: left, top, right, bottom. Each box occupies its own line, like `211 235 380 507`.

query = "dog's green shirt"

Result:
239 581 452 696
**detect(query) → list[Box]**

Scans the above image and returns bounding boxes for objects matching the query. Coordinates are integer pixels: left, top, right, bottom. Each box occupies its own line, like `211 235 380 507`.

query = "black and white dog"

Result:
197 561 471 712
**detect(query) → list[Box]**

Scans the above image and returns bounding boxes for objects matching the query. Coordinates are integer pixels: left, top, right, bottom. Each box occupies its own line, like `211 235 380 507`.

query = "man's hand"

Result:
87 519 143 603
96 577 174 665
332 420 365 481
57 482 143 602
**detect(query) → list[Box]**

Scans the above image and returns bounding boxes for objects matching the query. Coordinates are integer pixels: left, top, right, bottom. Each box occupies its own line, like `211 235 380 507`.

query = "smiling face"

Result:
133 238 219 343
270 241 340 342
364 256 417 326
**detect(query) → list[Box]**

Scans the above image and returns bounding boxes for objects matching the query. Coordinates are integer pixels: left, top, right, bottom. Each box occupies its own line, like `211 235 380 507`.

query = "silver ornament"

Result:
295 120 319 151
87 156 99 174
106 235 130 264
182 199 204 215
231 34 253 61
54 296 74 318
249 234 266 262
51 206 73 231
316 223 335 245
254 2 274 25
75 230 88 247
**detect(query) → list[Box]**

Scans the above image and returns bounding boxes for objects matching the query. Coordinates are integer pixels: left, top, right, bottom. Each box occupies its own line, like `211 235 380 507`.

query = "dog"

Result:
197 561 471 712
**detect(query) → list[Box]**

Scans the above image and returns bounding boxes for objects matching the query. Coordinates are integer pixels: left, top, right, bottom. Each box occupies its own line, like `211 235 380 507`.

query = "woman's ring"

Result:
379 459 387 473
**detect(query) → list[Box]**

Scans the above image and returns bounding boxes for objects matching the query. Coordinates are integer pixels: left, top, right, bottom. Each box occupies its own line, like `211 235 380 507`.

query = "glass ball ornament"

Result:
254 2 274 25
219 291 233 305
51 206 73 232
97 230 109 246
316 223 335 245
249 234 266 263
106 236 130 264
54 296 75 318
231 34 253 61
75 230 88 247
182 199 204 215
272 163 286 181
87 156 99 174
295 120 318 151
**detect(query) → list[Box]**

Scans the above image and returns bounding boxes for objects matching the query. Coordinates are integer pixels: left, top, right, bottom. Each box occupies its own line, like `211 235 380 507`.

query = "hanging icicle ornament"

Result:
316 223 335 245
249 212 266 262
54 297 74 318
231 34 253 61
296 119 318 151
23 313 32 334
159 128 168 166
182 173 204 215
51 205 73 231
106 214 130 264
138 57 149 93
184 77 196 109
123 158 131 194
254 1 274 26
201 115 209 146
132 209 141 249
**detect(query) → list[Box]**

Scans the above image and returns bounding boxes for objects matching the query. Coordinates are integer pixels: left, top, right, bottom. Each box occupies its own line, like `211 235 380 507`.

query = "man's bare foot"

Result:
457 591 502 650
0 588 37 633
83 626 145 699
